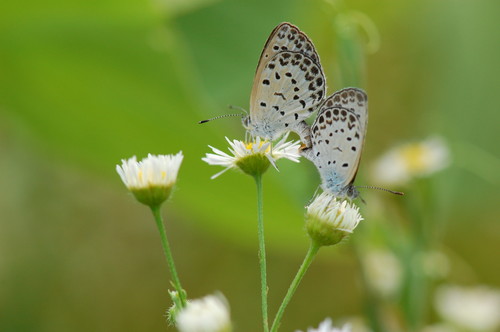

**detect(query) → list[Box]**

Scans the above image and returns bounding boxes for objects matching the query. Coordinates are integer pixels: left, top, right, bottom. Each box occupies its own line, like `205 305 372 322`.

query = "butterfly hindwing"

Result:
306 88 368 197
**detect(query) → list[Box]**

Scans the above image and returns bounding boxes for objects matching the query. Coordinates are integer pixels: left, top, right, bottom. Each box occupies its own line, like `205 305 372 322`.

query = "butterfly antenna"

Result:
198 113 245 124
228 105 248 115
356 185 405 196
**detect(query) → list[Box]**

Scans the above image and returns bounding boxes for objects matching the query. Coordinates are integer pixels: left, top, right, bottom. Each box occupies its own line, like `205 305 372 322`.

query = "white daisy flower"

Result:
116 152 183 207
362 249 402 298
202 134 301 178
176 293 232 332
372 136 450 185
435 284 500 331
305 192 363 246
297 318 351 332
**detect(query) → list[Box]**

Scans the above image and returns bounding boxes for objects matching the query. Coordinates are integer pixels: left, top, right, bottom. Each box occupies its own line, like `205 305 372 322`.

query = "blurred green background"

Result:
1 0 499 331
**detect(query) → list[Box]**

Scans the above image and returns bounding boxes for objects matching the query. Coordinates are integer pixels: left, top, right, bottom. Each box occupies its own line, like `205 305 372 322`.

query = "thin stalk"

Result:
254 173 269 332
351 236 384 332
150 205 187 307
270 241 321 332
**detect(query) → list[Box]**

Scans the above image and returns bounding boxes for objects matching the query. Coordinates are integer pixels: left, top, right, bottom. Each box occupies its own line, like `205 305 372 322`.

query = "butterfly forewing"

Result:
253 22 322 80
250 51 325 127
328 87 368 132
248 22 326 143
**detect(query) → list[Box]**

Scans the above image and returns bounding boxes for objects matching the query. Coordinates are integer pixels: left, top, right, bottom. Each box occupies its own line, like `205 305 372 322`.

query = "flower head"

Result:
435 285 500 331
372 136 450 185
297 318 351 332
202 134 301 178
362 249 402 298
176 293 232 332
116 152 183 207
305 193 363 247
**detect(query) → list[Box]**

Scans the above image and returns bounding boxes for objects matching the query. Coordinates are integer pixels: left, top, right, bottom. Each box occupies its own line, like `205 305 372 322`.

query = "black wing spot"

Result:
284 123 289 127
347 137 352 141
319 116 324 124
275 72 281 80
325 110 332 118
294 87 299 92
333 109 339 115
260 102 266 107
285 72 292 77
342 163 349 167
294 113 299 120
308 82 316 91
280 111 285 116
316 152 321 157
325 140 330 144
293 95 299 100
316 77 323 86
273 45 279 51
291 79 297 84
300 100 306 108
262 79 270 85
274 92 286 100
329 133 333 137
272 106 279 111
351 146 357 151
268 63 275 69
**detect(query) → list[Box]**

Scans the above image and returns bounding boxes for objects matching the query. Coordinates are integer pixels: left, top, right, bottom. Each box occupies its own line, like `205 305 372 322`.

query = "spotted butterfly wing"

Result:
304 88 368 199
244 22 326 147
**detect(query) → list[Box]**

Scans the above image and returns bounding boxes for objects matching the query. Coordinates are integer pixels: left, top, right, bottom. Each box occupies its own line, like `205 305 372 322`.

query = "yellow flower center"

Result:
245 141 271 153
401 144 428 172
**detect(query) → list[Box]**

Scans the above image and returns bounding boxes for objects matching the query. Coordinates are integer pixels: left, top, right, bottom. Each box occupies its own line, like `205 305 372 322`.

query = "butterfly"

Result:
301 88 368 199
242 22 326 148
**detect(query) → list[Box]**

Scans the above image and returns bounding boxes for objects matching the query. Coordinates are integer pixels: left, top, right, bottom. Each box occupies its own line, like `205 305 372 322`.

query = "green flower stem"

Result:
271 241 321 332
150 205 187 308
254 173 269 332
351 236 384 332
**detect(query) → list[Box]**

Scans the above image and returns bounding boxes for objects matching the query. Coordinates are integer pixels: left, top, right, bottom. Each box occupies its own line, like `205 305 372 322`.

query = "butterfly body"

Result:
244 22 326 147
302 88 368 199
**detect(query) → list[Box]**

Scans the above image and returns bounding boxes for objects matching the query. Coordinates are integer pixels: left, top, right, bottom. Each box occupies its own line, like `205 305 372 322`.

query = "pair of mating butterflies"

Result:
242 22 368 200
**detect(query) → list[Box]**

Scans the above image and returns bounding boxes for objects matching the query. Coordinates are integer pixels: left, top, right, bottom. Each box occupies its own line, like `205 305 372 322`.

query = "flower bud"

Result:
116 152 183 207
176 293 232 332
306 193 363 246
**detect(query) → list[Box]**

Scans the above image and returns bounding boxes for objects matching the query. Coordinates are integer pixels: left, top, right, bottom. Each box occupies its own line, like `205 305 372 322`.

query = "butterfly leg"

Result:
299 145 315 162
294 120 312 149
